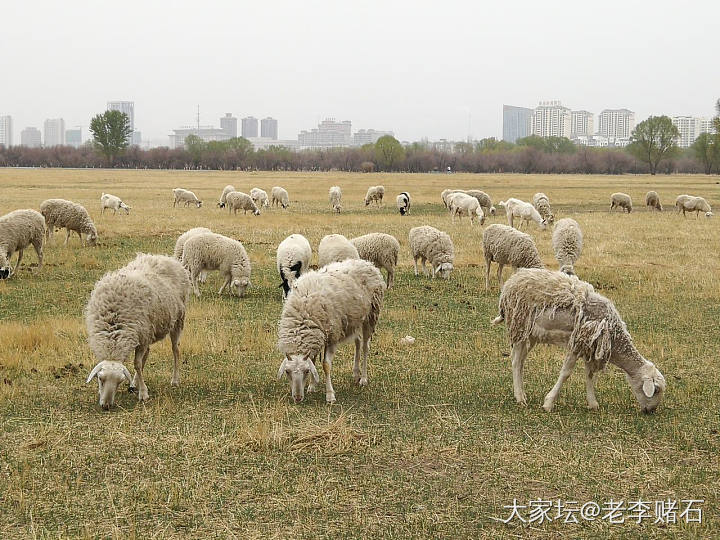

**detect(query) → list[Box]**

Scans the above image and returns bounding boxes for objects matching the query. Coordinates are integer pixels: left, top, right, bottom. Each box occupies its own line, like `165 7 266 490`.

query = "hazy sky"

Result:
2 0 718 146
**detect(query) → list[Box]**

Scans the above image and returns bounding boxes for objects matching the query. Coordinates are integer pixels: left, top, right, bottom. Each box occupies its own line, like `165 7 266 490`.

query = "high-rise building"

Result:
531 101 571 139
241 116 258 138
220 113 238 138
699 118 716 135
352 129 394 146
131 131 142 146
107 101 135 144
260 117 278 140
0 115 12 147
21 127 42 148
65 128 82 148
571 111 594 138
598 109 635 139
671 116 715 148
44 118 65 146
502 105 533 143
298 118 352 149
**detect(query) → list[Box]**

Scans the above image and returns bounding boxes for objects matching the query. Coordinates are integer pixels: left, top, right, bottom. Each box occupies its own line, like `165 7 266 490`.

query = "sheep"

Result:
552 218 583 276
440 188 462 208
409 225 454 279
172 188 202 208
181 232 251 297
532 193 554 224
350 232 400 288
318 234 359 267
85 253 191 409
396 192 411 215
276 258 386 403
364 185 385 206
217 185 236 208
675 194 713 218
174 227 212 283
447 192 485 225
609 192 632 213
250 187 270 208
271 186 290 209
645 191 662 211
277 234 312 298
498 198 547 230
329 186 343 213
464 190 496 216
482 224 543 290
492 268 666 413
0 209 45 279
226 191 260 216
39 198 98 246
100 193 131 215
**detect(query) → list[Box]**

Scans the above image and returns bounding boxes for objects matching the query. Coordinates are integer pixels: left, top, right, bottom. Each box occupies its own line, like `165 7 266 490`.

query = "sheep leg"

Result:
32 239 43 269
413 257 419 276
64 229 71 246
129 345 145 393
497 263 505 288
353 336 362 383
359 327 370 386
219 276 230 295
170 325 182 387
386 268 394 289
511 341 528 405
485 258 492 290
78 231 84 246
101 207 105 215
323 345 337 404
191 269 202 297
543 352 578 412
585 363 599 410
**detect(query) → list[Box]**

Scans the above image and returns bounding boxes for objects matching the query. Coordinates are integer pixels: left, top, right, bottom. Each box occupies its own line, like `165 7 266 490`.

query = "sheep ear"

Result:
642 379 655 398
306 356 320 384
277 357 288 380
86 363 103 383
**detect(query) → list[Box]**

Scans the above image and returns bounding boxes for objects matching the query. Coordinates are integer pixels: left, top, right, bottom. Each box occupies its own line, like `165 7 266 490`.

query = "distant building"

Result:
220 113 237 138
21 127 42 148
65 129 82 148
44 118 65 146
531 101 571 139
260 117 278 140
107 101 136 144
573 135 631 148
131 131 142 146
298 118 352 149
352 129 393 146
502 105 533 143
0 115 12 147
246 137 298 151
671 116 714 148
571 111 594 138
241 116 258 138
699 118 716 135
598 109 635 139
169 126 231 149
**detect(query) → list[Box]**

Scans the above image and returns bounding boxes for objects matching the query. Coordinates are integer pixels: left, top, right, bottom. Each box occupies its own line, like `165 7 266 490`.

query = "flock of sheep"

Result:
0 181 713 412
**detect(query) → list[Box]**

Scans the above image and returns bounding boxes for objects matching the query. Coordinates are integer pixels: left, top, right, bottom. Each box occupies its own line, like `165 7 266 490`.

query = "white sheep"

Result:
675 194 713 218
85 253 191 409
217 185 236 208
396 192 411 215
271 186 290 209
318 234 359 267
464 190 496 216
100 193 131 215
408 225 454 279
39 198 98 246
226 191 260 216
0 209 45 279
181 232 251 297
482 224 543 290
609 192 632 213
277 234 313 298
492 268 666 413
329 186 343 213
552 218 583 276
350 232 400 288
440 188 461 208
364 185 385 206
447 192 485 225
174 227 212 283
498 198 547 230
172 188 202 208
250 187 270 208
532 193 554 224
645 191 662 211
276 258 386 403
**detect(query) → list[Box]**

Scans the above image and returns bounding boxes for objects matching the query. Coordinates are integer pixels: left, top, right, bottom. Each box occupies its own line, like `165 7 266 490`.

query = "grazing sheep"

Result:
329 186 343 213
482 224 543 290
364 185 385 206
350 232 400 288
645 191 662 211
465 190 496 216
440 188 464 209
85 254 191 409
532 193 554 224
226 191 260 216
409 225 454 279
610 192 632 213
675 194 713 218
172 188 202 208
174 227 212 283
271 186 290 209
181 232 251 297
0 209 45 279
447 192 485 225
100 193 131 215
552 218 583 276
250 187 270 208
318 234 359 267
277 258 386 403
217 185 236 208
498 198 547 230
396 192 411 215
39 198 98 246
492 268 666 413
277 234 312 298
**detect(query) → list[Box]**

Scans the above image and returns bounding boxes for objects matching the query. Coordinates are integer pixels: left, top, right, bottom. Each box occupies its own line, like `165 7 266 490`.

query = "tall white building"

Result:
571 111 594 137
0 115 12 147
671 116 715 148
261 117 278 140
44 118 65 146
598 109 635 139
241 116 258 138
531 101 571 138
298 118 352 149
107 101 135 144
220 113 238 138
21 127 42 148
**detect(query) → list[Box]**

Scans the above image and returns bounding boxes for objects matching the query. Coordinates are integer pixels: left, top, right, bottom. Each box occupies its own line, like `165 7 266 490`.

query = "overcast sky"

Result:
2 0 718 146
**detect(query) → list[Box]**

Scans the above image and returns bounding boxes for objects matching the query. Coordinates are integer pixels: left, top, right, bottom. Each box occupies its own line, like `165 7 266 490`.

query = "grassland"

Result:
0 168 718 538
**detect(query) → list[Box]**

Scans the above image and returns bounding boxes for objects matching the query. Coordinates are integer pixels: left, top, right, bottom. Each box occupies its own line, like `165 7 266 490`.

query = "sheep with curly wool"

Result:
276 258 386 403
172 188 202 208
250 187 270 208
396 192 411 215
409 225 454 279
100 193 131 215
350 232 400 288
552 218 583 276
492 268 666 413
226 191 260 216
448 192 485 225
217 185 236 208
364 185 385 206
0 209 45 279
277 234 312 298
498 198 547 230
271 186 290 209
482 224 543 290
40 198 98 246
645 191 662 211
532 193 554 224
610 192 632 213
181 232 251 297
174 227 212 283
318 234 359 267
85 253 191 409
675 194 712 218
464 190 496 216
329 186 343 213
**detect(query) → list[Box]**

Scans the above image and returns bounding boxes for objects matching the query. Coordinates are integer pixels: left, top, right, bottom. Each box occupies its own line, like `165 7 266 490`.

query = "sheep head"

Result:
0 251 9 279
232 278 250 297
626 362 666 413
86 361 132 410
253 209 261 216
196 200 203 208
86 231 98 246
435 262 453 279
277 354 319 403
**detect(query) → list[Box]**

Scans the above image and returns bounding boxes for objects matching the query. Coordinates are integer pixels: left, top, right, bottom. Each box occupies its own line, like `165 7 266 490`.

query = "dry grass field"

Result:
1 168 718 538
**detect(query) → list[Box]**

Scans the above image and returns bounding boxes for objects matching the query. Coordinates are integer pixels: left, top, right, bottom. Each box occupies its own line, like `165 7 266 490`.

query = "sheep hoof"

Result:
515 393 527 406
138 389 150 402
171 379 179 387
326 393 336 404
128 386 136 394
358 377 368 387
542 398 555 412
587 402 599 411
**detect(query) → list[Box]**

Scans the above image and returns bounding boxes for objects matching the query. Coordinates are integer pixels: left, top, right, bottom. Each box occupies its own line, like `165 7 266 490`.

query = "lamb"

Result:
271 186 290 209
609 192 632 213
172 188 202 208
464 190 496 216
277 234 312 298
217 185 236 208
318 234 359 267
396 192 411 215
174 227 212 283
675 194 713 218
0 209 45 279
482 224 543 290
552 218 583 276
532 193 554 224
250 187 270 208
447 192 485 225
85 253 191 409
226 191 260 216
492 268 666 413
39 198 98 246
408 225 454 279
181 232 251 297
100 193 131 215
498 198 547 230
329 186 343 213
350 232 400 288
645 191 662 211
276 258 386 403
364 185 385 206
